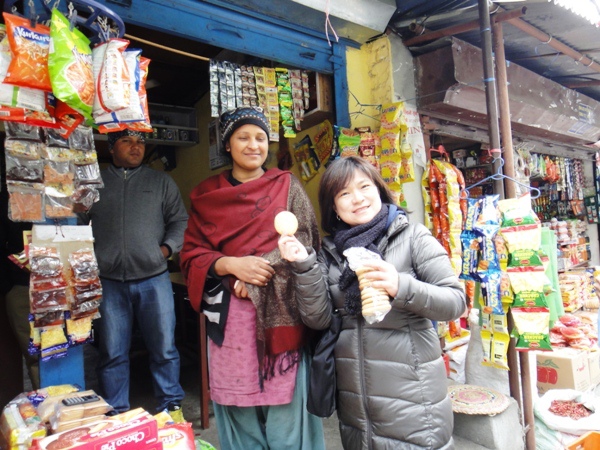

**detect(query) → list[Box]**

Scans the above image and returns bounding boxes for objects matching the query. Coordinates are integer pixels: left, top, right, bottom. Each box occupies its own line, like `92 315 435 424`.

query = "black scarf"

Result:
333 203 390 315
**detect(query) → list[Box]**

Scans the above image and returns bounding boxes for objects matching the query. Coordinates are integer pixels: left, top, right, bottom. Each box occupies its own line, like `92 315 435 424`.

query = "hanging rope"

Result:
324 0 339 47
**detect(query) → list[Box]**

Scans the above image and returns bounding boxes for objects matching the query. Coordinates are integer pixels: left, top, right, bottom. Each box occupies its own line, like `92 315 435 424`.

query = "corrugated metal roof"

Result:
552 0 600 27
390 1 600 105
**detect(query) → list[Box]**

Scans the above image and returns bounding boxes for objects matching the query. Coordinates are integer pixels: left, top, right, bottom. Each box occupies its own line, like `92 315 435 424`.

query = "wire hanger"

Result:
462 154 541 199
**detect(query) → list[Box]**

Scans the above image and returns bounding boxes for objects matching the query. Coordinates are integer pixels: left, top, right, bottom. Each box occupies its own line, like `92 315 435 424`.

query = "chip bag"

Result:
3 13 51 91
48 9 94 121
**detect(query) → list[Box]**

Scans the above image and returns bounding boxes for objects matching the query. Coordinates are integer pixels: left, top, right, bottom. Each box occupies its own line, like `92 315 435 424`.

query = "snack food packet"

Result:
48 9 94 121
92 38 131 118
0 28 46 111
94 48 144 125
3 12 52 91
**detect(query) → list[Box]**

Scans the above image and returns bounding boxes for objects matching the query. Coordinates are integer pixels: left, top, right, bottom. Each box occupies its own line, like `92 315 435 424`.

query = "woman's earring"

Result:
336 214 341 221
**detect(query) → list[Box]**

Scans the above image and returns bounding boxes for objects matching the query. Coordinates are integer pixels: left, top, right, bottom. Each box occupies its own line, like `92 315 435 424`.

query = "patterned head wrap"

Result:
219 107 270 148
107 129 146 150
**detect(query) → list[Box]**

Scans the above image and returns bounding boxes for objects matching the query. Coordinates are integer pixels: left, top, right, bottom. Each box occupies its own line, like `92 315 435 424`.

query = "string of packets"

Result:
460 194 552 370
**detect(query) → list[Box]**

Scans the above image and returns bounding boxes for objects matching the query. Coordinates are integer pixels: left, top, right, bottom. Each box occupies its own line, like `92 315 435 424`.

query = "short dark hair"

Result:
318 156 394 234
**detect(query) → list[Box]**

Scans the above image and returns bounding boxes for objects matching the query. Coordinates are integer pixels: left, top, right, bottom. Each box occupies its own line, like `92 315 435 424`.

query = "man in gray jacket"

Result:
85 129 188 420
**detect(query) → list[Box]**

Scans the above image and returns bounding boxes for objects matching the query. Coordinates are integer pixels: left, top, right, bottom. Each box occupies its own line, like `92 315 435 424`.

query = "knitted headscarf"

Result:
107 129 146 150
219 107 270 148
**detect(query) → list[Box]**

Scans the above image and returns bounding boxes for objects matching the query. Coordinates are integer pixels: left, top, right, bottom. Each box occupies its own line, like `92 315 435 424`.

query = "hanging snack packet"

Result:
68 125 95 151
92 38 131 117
0 29 46 111
498 194 539 227
43 160 75 197
5 154 44 183
95 49 144 124
338 127 360 157
490 333 510 370
6 121 43 140
507 270 548 308
313 120 334 164
473 195 500 274
479 270 503 315
65 311 95 346
29 314 42 355
510 307 552 351
48 9 94 121
421 164 433 230
126 57 152 133
293 135 319 181
3 12 52 91
276 68 295 138
460 231 479 281
40 325 68 361
7 181 44 222
53 99 85 139
45 194 75 219
500 224 543 269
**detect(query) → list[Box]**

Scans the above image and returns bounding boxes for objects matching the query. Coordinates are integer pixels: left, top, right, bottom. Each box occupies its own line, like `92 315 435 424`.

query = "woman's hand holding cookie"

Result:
278 235 308 262
359 260 399 299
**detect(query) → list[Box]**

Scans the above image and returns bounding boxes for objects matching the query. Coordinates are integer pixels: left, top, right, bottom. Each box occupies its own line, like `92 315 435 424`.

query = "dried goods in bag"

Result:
7 180 44 222
3 12 52 91
5 151 43 180
48 9 94 120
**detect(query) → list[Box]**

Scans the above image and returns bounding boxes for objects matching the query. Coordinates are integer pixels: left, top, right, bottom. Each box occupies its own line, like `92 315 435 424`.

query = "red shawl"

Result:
180 168 320 372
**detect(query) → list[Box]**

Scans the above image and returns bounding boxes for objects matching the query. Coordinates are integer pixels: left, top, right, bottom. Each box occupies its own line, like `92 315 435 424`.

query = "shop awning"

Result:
415 38 600 150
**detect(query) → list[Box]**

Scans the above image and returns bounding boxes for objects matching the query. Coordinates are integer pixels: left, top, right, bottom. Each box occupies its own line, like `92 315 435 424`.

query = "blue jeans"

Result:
96 271 184 412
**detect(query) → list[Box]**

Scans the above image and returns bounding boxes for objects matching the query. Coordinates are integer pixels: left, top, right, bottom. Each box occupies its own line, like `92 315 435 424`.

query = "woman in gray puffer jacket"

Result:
279 156 466 450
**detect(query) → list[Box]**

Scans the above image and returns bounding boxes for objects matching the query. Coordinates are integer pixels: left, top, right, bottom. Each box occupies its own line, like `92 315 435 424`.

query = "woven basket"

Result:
448 384 510 415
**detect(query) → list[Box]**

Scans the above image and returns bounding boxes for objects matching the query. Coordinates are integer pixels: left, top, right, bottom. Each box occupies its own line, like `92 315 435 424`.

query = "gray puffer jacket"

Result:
291 213 465 450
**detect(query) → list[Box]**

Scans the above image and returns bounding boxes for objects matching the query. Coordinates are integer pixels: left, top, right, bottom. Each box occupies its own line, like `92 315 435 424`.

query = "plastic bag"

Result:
534 389 600 436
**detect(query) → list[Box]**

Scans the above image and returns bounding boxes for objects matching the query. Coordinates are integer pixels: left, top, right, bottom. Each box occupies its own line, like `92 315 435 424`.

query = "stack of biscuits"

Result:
356 266 391 319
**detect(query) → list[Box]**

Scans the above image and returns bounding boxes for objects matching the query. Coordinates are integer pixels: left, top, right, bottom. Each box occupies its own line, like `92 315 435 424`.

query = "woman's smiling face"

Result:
226 123 269 172
333 169 382 227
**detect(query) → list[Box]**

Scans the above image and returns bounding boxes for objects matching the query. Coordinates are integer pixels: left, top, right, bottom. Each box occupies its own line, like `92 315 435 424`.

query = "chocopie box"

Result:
37 408 158 450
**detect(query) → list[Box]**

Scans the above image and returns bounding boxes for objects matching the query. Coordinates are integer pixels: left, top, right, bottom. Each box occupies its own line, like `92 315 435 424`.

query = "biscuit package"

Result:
343 247 392 324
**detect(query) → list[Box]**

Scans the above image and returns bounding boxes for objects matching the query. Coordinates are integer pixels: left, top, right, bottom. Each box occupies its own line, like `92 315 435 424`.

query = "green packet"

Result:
510 306 552 351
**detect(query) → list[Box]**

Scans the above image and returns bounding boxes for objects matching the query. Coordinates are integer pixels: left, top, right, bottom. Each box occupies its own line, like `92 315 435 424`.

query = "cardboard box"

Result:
588 350 600 388
536 348 590 394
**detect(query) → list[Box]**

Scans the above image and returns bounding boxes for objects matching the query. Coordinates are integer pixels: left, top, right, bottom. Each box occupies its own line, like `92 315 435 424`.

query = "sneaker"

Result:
166 403 185 423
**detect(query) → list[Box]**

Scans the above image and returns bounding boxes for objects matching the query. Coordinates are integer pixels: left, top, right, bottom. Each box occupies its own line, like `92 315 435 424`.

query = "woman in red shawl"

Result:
180 107 324 449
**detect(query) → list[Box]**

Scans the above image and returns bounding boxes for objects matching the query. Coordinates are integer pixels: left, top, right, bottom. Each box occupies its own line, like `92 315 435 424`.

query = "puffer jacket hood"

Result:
292 212 465 449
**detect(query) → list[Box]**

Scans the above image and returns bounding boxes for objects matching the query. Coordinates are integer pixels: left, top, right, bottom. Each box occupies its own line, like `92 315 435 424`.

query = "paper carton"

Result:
536 348 591 394
37 409 158 450
588 350 600 388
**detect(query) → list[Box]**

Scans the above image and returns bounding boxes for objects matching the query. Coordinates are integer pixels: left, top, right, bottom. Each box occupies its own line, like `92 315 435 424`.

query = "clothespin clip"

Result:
487 147 502 161
28 0 38 28
68 2 78 31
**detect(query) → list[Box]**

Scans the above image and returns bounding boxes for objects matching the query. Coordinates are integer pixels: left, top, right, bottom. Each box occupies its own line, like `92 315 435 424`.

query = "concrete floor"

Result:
81 342 344 450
